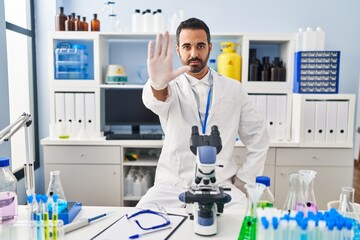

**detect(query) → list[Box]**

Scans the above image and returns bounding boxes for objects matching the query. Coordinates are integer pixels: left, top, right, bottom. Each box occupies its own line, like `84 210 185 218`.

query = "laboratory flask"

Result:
238 183 265 240
299 169 318 214
338 186 355 213
256 176 275 208
283 172 305 212
46 170 68 213
0 158 18 223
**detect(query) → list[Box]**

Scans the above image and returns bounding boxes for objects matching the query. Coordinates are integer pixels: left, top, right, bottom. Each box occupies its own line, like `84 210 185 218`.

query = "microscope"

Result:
179 125 231 236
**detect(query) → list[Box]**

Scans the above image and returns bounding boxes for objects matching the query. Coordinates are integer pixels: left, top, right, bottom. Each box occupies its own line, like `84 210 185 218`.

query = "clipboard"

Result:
91 210 187 240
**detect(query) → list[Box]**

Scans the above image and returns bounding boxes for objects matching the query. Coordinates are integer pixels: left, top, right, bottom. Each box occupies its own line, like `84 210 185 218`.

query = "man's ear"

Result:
209 42 212 53
176 45 180 57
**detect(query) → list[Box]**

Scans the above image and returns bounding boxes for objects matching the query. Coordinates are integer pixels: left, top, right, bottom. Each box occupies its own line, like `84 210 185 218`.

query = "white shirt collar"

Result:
184 69 211 87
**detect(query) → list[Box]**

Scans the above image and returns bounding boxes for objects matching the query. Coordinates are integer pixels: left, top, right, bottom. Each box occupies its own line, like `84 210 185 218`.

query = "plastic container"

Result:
218 42 241 81
208 59 217 72
54 43 89 79
0 158 18 223
256 176 275 208
133 178 142 196
154 9 166 33
124 174 134 196
132 9 142 33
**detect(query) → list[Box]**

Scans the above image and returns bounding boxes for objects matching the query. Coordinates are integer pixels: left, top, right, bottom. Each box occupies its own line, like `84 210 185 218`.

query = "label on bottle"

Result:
0 191 18 223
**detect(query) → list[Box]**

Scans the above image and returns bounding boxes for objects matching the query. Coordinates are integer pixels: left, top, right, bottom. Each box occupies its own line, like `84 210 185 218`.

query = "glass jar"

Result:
0 158 18 223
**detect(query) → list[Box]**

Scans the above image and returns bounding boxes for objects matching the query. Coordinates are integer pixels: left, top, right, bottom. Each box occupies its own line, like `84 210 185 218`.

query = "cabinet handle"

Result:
80 154 85 158
113 171 117 175
312 156 318 160
280 173 285 176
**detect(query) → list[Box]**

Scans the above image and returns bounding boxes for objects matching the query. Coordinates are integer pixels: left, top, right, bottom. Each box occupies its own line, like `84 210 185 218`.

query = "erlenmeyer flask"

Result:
46 170 68 213
238 183 265 240
338 186 355 213
283 172 305 212
299 169 317 214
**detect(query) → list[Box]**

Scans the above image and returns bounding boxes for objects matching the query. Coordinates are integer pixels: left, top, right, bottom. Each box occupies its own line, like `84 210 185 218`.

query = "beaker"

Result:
46 170 68 213
338 186 355 213
283 172 305 212
299 169 317 214
238 183 265 240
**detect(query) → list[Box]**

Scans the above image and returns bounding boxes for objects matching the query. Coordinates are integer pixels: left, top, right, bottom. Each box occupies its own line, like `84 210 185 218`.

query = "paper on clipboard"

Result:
91 209 187 240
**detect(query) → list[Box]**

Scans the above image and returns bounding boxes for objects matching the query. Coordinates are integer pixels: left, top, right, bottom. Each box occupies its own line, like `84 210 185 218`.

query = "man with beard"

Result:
138 18 269 208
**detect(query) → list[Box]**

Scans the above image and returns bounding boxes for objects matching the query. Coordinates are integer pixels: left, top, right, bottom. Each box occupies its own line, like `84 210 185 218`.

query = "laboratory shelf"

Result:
123 159 158 166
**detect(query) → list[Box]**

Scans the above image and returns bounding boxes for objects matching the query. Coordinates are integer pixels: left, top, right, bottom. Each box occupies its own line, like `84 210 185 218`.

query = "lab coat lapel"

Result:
206 71 223 126
177 75 200 122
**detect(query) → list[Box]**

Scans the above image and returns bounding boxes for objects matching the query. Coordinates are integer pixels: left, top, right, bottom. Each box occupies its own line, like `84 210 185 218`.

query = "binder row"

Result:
54 92 95 138
303 100 349 143
249 94 289 142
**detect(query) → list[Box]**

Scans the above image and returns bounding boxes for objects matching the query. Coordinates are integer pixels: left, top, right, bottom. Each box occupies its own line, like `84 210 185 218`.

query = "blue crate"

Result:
293 51 340 94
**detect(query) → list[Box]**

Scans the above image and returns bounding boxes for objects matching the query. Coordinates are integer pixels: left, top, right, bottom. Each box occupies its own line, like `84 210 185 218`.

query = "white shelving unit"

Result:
42 32 356 209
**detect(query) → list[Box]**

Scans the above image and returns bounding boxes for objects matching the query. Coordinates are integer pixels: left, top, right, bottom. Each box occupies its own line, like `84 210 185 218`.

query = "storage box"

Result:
293 51 340 94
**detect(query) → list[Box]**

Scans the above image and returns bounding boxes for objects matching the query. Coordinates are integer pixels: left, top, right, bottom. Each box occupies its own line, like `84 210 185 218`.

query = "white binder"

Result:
314 101 326 143
54 93 65 125
85 93 96 134
276 95 287 141
325 101 337 143
75 93 85 127
65 93 75 124
304 101 316 142
266 95 277 141
336 101 349 143
256 95 267 122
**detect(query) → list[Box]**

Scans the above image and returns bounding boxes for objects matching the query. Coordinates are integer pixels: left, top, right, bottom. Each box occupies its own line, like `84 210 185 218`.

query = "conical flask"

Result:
299 169 317 214
238 183 265 240
283 172 305 212
338 186 355 213
46 170 68 212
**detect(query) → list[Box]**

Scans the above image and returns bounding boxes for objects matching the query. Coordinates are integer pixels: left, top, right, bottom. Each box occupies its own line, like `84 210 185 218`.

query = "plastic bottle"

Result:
302 27 315 51
132 9 142 33
133 177 142 196
154 9 166 33
143 9 153 33
0 158 18 223
46 170 68 213
91 14 100 31
208 59 217 72
55 7 67 31
82 17 88 31
217 42 241 81
256 176 275 208
124 174 134 196
295 28 303 52
315 27 326 51
170 12 179 34
248 48 261 81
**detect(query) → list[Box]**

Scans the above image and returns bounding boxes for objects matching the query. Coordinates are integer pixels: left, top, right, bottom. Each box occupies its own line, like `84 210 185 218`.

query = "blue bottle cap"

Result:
0 158 10 167
209 59 216 63
256 176 270 187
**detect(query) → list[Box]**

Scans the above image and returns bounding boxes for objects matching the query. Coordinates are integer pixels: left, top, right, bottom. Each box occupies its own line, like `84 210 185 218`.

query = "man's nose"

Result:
190 48 199 58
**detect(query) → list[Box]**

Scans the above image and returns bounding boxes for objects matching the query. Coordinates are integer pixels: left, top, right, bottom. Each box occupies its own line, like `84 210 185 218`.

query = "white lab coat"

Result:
140 69 269 208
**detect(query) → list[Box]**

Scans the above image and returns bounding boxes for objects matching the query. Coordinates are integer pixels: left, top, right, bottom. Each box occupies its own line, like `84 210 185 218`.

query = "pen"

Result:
128 226 172 239
64 211 115 234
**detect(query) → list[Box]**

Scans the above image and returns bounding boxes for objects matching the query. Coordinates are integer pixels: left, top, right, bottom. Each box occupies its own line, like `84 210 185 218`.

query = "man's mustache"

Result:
187 58 202 64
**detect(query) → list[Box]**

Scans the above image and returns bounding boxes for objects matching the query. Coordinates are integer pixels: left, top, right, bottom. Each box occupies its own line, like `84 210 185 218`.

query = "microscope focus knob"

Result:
210 177 216 183
195 177 202 184
203 179 210 185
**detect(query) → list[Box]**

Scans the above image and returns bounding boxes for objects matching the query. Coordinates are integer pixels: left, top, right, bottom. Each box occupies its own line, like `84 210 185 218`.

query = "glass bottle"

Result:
261 56 271 81
75 15 82 31
65 13 76 31
283 172 305 213
82 17 88 31
249 49 261 81
271 57 281 81
299 169 318 214
238 183 265 240
55 6 67 31
0 158 18 223
91 14 100 31
256 176 275 208
338 186 355 213
46 170 68 213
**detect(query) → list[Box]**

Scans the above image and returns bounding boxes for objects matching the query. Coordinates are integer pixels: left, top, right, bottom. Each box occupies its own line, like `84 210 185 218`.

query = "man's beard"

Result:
180 52 210 73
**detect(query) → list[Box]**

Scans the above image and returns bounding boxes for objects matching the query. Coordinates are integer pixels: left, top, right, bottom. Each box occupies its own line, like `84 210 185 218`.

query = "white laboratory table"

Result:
17 205 246 240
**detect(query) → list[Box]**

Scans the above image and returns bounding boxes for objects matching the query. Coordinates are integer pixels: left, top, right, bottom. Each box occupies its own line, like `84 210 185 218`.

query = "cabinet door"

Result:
44 164 121 206
275 166 353 210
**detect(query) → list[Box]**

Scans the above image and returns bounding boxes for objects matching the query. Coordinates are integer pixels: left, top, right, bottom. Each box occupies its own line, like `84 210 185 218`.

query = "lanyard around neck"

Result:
184 69 213 134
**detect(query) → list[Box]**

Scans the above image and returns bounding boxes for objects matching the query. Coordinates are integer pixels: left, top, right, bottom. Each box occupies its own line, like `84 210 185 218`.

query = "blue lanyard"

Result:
184 69 213 134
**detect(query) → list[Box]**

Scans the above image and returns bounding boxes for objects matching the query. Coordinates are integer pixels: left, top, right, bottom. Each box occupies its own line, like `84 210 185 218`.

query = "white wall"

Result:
35 0 360 192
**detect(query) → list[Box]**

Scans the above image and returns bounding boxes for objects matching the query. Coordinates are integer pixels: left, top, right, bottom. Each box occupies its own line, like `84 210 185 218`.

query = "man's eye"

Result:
198 45 206 49
183 46 190 50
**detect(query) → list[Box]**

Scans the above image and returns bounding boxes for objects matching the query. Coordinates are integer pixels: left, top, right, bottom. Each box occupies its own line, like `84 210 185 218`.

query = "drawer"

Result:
276 148 353 166
232 147 275 165
44 145 121 164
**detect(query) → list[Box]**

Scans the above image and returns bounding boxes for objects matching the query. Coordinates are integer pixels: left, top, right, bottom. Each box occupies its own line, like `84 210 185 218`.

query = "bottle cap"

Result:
256 176 270 187
210 59 216 63
135 9 140 13
0 158 10 167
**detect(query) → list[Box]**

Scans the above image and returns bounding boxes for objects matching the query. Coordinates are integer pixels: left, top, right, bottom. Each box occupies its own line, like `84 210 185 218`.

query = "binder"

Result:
276 95 287 141
256 95 267 122
325 101 337 143
314 101 326 143
85 93 96 135
54 93 65 125
336 101 349 143
304 101 316 142
266 95 277 141
65 93 75 124
75 93 85 128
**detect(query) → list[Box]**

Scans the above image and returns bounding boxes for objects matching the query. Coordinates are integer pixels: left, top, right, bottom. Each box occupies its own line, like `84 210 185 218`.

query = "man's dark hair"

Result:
176 18 211 45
